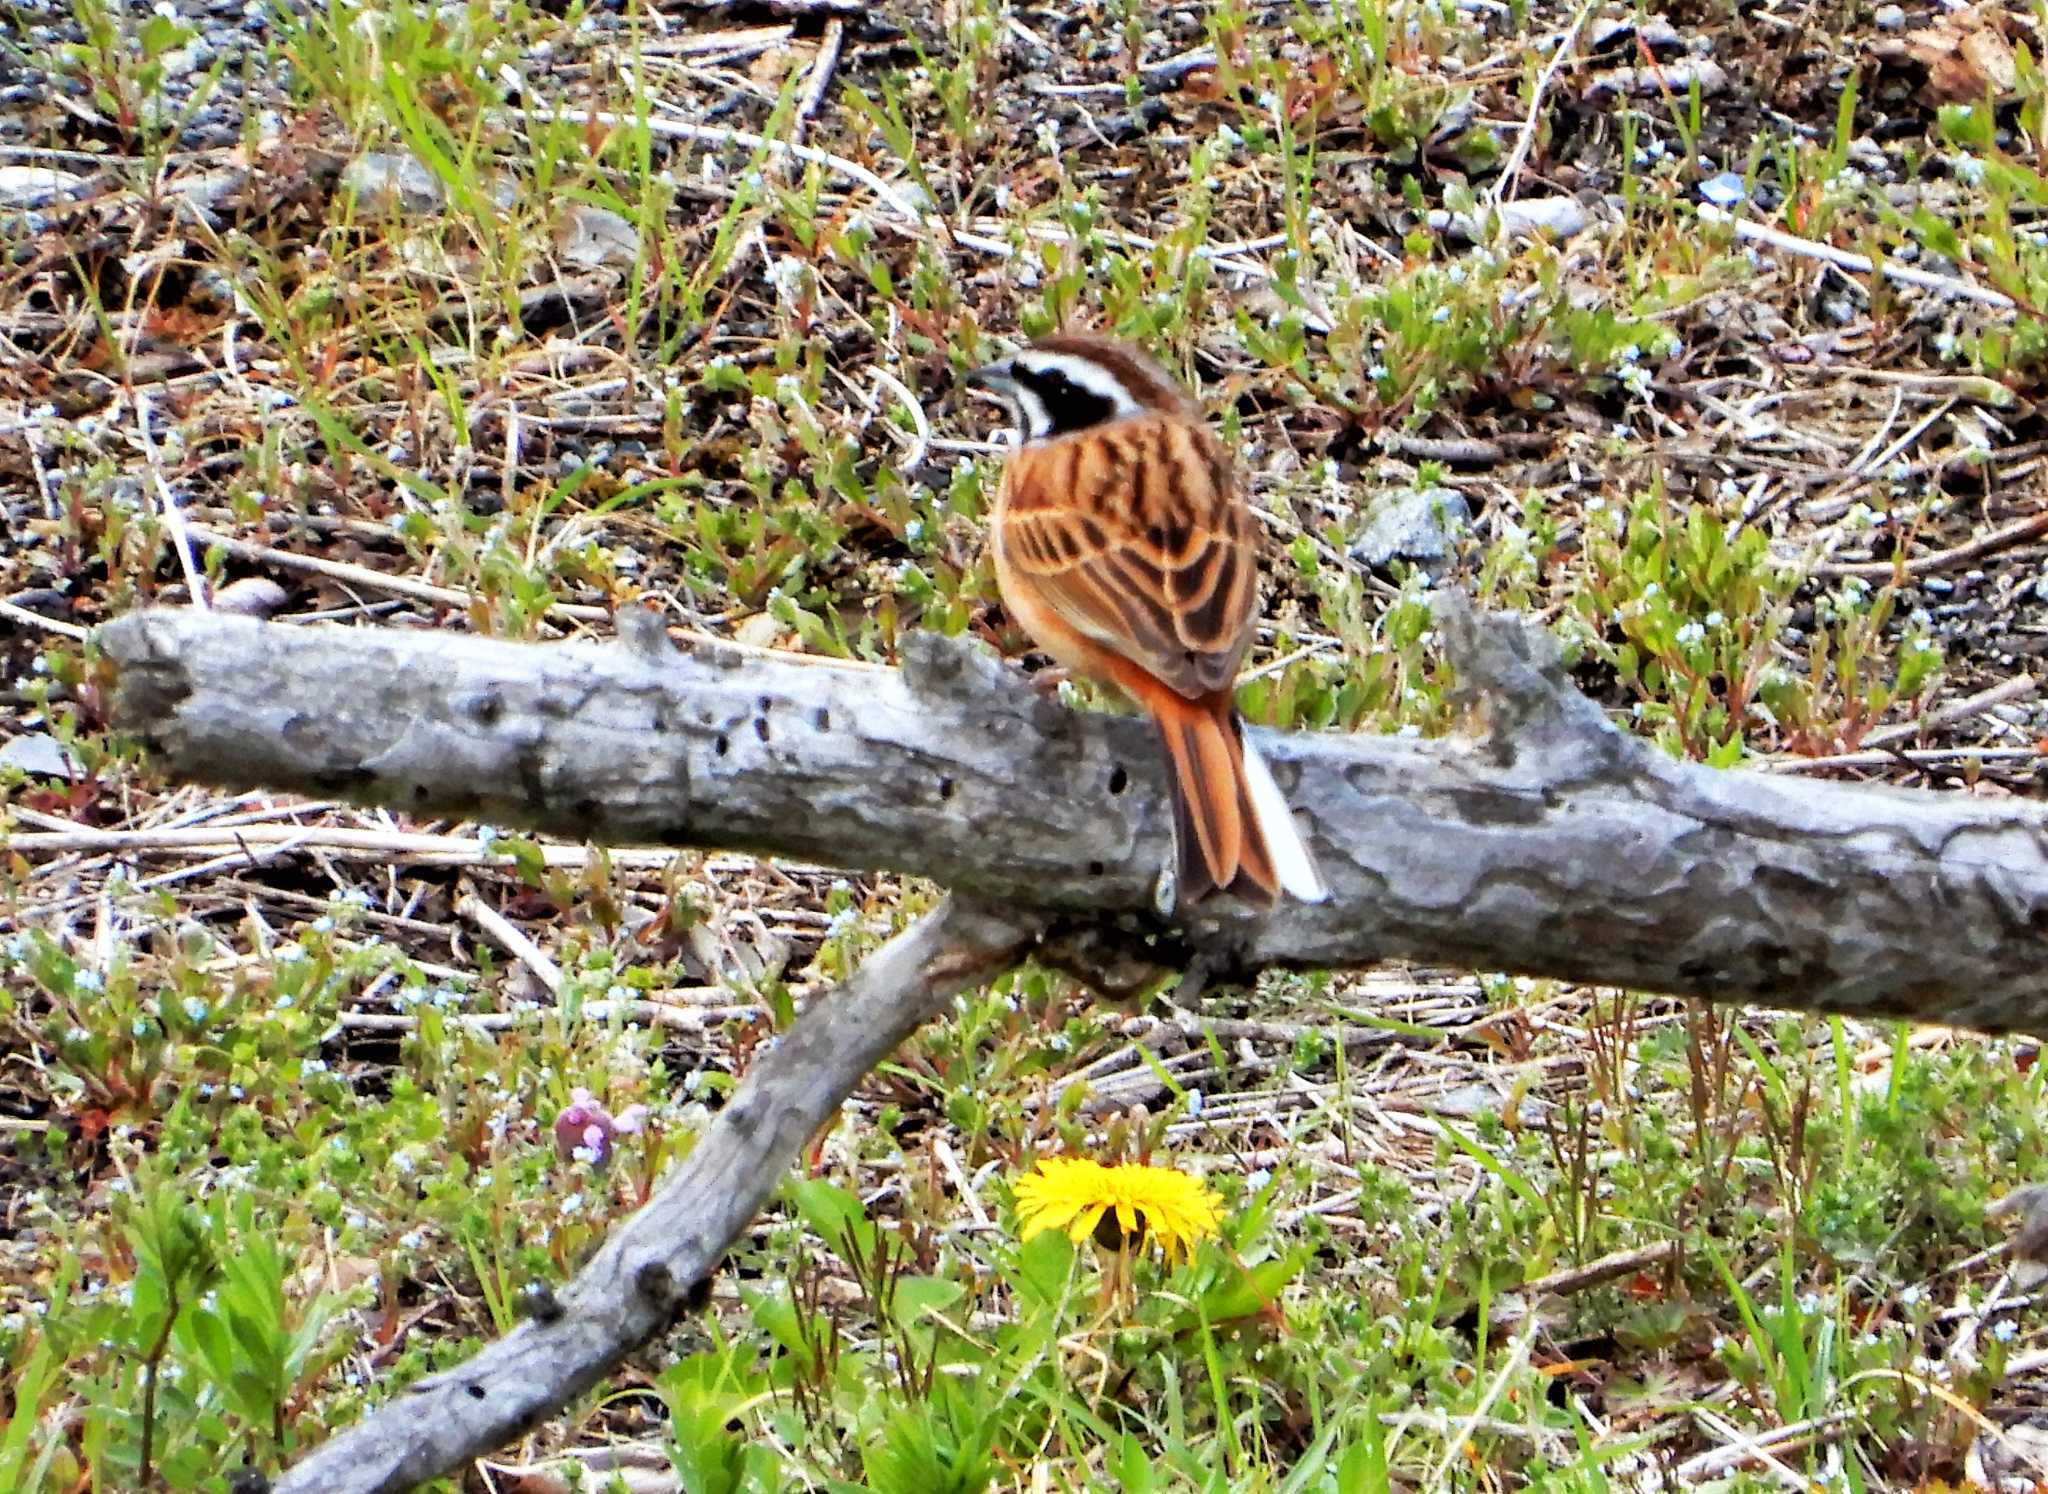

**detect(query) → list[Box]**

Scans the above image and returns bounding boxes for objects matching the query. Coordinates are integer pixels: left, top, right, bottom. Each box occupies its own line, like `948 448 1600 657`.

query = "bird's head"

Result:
967 334 1194 443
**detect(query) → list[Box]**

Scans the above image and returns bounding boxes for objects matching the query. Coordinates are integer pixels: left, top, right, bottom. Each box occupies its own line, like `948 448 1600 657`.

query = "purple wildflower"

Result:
552 1088 647 1166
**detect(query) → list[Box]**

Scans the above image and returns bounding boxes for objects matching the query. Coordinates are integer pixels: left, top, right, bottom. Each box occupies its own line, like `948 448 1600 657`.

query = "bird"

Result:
966 333 1329 907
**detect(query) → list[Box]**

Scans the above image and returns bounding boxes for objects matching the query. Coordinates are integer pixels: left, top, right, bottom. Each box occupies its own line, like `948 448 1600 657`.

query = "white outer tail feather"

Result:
1238 733 1329 903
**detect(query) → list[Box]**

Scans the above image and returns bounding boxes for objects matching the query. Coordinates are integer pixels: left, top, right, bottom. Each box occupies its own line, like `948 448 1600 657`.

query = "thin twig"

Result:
338 1000 764 1035
1725 215 2018 312
1423 1318 1539 1484
867 363 930 473
456 892 564 997
137 391 210 609
1516 1240 1681 1298
1857 675 2038 750
181 524 606 624
1489 0 1598 206
0 598 88 639
794 19 844 130
1675 1409 1862 1482
1812 510 2048 580
5 823 676 867
1770 745 2046 776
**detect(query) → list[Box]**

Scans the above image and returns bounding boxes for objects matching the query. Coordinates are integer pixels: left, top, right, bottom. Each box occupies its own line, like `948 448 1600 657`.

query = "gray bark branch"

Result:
79 600 2048 1489
96 601 2048 1034
269 893 1039 1494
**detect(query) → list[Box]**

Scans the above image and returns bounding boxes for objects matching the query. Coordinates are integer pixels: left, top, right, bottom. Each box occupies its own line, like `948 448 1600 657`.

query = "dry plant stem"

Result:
184 524 611 624
1515 1240 1681 1298
0 597 89 639
272 893 1038 1494
456 891 564 996
96 602 2048 1033
1812 510 2048 581
1729 217 2018 312
1488 0 1597 205
1857 673 2038 750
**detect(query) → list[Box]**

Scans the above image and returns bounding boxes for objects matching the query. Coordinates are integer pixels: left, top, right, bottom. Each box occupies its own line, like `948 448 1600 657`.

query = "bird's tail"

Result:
1153 696 1328 907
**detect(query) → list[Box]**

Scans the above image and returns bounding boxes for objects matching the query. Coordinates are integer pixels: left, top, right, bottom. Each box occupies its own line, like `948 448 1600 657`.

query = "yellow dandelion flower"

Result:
1012 1157 1224 1266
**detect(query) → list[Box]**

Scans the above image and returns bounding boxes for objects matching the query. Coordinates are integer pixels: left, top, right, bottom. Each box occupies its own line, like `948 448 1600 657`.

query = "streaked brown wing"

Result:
997 412 1258 700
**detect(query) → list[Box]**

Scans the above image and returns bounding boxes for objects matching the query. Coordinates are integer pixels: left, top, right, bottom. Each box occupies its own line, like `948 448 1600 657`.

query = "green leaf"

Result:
1185 1250 1308 1329
885 1275 965 1344
137 14 192 59
739 1287 818 1377
785 1178 876 1265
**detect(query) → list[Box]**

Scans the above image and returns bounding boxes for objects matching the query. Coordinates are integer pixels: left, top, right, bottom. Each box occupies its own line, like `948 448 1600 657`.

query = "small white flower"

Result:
1993 1318 2018 1342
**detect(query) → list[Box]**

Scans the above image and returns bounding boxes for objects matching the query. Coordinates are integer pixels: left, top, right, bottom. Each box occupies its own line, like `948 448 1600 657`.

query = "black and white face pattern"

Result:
984 350 1145 442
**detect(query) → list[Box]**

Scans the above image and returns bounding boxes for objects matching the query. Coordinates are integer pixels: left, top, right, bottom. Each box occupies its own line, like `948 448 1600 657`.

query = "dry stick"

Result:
136 391 210 609
0 597 88 639
183 524 607 624
1488 0 1598 206
455 891 564 997
5 825 633 862
1858 674 2038 751
1726 215 2019 313
793 18 844 130
1514 1239 1681 1299
337 999 764 1035
180 523 882 673
271 895 1038 1494
1770 745 2046 776
1674 1409 1863 1483
1812 509 2048 580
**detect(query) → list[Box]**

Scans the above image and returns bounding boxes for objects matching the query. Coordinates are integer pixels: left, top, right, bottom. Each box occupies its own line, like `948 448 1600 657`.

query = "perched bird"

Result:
967 334 1328 907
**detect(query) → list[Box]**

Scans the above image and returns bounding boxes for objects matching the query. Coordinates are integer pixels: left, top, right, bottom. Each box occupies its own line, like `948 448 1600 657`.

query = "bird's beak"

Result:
965 357 1017 393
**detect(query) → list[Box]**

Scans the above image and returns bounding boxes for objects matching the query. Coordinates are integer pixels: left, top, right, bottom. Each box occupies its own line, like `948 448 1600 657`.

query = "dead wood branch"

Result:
269 894 1038 1494
94 600 2048 1033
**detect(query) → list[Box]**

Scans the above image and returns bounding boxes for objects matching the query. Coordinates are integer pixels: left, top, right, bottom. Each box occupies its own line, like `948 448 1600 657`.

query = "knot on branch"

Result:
101 611 200 747
900 631 1017 707
1434 591 1635 776
617 604 677 664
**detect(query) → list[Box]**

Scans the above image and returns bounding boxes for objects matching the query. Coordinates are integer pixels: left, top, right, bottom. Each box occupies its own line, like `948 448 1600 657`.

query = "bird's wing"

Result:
996 413 1258 700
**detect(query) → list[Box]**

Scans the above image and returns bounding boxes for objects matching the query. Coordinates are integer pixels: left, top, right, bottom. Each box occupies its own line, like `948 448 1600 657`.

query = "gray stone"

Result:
0 732 79 779
341 150 445 217
1349 485 1472 577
